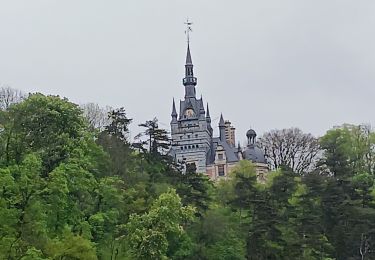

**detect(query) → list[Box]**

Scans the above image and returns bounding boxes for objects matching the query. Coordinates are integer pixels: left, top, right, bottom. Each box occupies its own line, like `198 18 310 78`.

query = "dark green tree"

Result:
1 93 87 173
96 107 135 181
137 117 170 155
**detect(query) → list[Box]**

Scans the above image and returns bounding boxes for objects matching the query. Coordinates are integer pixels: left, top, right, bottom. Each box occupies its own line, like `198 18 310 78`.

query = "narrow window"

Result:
218 165 225 176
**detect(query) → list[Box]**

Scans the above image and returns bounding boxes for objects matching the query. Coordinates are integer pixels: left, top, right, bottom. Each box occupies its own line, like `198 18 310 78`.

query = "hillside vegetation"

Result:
1 92 375 260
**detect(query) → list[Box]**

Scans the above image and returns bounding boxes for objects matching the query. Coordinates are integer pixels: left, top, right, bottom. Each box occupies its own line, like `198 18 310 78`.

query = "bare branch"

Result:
258 128 321 174
0 85 26 110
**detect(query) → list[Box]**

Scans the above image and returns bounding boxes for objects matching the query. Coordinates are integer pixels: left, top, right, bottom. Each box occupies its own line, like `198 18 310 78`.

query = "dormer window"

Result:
218 154 224 160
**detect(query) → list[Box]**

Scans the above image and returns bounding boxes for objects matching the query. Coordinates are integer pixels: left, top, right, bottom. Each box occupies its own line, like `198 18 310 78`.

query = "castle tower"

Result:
169 39 213 173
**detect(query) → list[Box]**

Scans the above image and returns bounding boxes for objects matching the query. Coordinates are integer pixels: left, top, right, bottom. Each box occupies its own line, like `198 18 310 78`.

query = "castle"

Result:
169 42 268 180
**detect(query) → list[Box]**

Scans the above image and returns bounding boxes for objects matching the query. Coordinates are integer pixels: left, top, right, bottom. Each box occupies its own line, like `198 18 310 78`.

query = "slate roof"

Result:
209 137 240 164
179 97 204 120
243 144 267 163
186 43 193 65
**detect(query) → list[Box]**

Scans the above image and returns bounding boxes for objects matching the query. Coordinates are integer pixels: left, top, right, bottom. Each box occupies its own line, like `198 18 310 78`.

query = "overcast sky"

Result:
1 1 374 143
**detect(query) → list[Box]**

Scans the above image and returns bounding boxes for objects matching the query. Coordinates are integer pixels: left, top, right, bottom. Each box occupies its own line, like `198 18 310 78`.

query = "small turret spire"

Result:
206 103 211 120
219 113 226 141
219 113 225 127
171 98 177 117
199 96 205 116
171 99 177 123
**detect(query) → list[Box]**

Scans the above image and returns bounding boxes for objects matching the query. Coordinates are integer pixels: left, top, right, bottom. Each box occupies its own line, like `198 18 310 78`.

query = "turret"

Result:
171 98 177 124
246 129 257 146
219 114 226 141
206 103 213 135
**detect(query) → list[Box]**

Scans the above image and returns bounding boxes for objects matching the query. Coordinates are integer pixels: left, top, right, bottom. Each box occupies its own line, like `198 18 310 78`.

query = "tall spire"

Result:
183 19 197 98
183 43 197 88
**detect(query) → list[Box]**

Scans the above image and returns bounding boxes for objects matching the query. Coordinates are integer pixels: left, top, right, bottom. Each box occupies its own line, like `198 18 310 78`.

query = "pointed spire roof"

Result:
171 98 177 117
199 95 205 113
219 113 225 127
186 43 193 65
183 42 197 89
206 103 211 118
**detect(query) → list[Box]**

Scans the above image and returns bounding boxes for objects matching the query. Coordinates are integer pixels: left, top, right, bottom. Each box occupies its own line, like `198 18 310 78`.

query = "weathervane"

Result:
184 18 193 44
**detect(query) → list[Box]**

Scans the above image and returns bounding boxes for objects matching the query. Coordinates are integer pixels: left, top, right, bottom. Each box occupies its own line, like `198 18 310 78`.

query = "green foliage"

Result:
137 117 170 155
126 189 195 259
319 125 375 259
205 231 245 260
1 93 88 173
46 228 98 260
1 93 375 260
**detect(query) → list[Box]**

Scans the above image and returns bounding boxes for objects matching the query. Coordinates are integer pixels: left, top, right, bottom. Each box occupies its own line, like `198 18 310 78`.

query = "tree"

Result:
197 208 246 260
319 125 375 259
136 117 170 155
289 174 334 259
81 102 112 131
258 128 320 174
45 228 98 260
205 230 245 260
171 162 213 217
126 189 195 259
0 154 48 259
1 93 88 173
96 107 135 180
320 124 375 177
228 160 259 219
104 107 132 142
0 86 25 110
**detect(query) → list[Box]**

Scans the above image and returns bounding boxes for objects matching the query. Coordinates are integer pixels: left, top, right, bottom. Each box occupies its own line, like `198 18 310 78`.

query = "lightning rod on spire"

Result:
184 18 193 44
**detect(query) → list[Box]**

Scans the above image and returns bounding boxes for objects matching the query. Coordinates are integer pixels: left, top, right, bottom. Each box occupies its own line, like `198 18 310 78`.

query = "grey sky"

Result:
1 1 374 143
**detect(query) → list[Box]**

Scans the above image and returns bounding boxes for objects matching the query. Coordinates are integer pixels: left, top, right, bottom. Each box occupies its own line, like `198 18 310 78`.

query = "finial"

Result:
184 18 193 44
